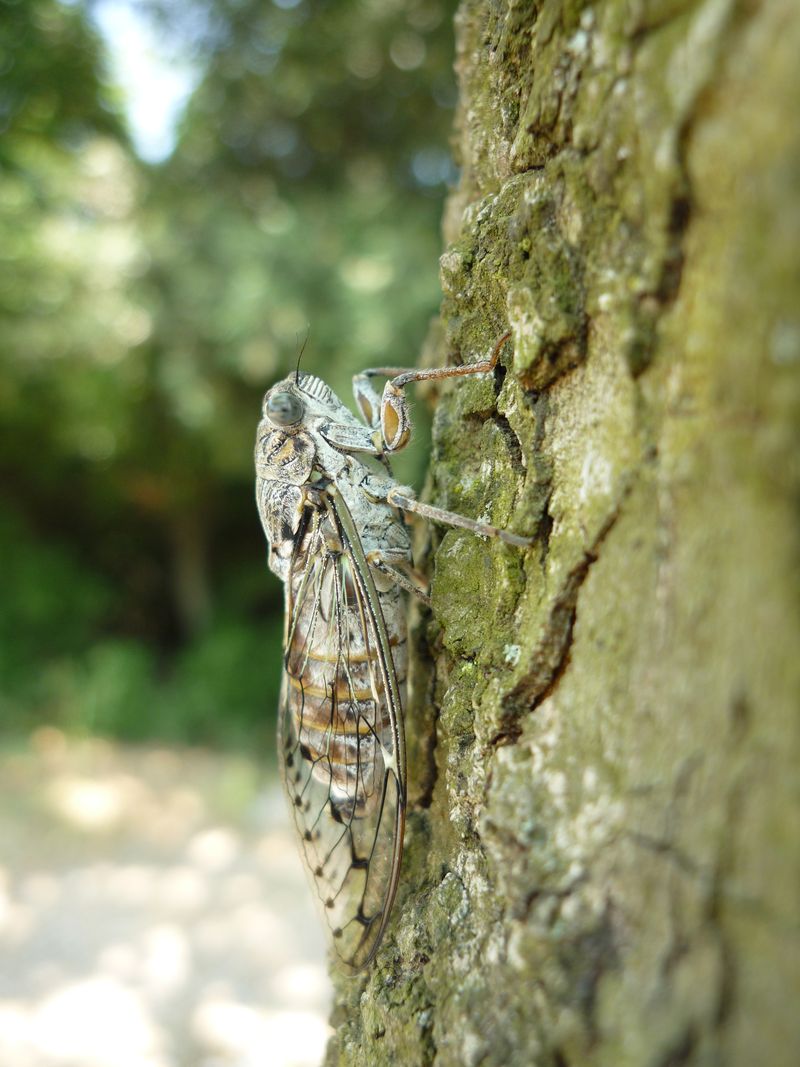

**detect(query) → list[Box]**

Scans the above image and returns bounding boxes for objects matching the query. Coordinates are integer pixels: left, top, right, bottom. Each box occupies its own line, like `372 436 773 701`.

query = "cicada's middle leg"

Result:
385 488 531 549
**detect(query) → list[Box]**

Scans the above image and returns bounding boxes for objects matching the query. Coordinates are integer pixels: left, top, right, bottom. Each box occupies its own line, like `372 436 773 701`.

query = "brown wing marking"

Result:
278 490 406 972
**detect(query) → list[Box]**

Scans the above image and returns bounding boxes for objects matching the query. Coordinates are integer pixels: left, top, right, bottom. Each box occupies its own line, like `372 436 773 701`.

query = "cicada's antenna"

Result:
295 326 310 386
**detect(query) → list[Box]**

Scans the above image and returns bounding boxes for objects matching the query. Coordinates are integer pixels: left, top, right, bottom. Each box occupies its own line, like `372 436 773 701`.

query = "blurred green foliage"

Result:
0 0 457 747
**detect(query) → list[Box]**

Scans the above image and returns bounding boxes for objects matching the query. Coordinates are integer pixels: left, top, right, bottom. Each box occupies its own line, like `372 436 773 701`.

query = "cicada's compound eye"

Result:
266 390 304 427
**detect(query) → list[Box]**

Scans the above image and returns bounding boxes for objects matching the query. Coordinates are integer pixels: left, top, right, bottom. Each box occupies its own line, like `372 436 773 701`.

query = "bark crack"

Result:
498 486 629 737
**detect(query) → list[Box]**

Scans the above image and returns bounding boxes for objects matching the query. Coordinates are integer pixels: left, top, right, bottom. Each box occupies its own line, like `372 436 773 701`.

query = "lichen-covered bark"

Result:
326 2 800 1065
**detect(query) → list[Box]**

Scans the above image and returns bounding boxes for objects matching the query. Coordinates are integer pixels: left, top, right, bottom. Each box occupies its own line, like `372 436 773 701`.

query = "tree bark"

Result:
327 2 800 1064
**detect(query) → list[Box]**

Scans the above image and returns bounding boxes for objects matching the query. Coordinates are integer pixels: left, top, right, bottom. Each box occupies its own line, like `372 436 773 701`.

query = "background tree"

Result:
326 1 800 1065
0 0 458 745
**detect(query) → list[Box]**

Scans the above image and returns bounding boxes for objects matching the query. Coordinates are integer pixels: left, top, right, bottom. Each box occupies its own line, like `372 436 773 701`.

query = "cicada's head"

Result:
256 377 312 487
261 373 340 429
256 373 345 486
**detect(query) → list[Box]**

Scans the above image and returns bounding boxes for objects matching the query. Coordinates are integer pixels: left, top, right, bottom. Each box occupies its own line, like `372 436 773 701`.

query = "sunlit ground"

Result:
0 731 331 1067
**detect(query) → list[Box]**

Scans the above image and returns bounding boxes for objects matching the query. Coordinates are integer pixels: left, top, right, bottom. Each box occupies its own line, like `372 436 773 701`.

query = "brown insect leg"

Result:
387 488 532 549
355 332 513 454
366 552 431 606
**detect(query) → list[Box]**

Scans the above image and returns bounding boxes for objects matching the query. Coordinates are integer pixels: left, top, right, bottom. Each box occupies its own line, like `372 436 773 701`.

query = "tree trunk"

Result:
327 2 800 1064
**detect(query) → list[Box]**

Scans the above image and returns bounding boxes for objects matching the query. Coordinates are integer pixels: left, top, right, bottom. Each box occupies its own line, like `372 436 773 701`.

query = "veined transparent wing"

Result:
278 489 406 973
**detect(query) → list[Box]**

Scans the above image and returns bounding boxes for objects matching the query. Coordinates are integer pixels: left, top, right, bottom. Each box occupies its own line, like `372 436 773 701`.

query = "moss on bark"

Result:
327 2 800 1064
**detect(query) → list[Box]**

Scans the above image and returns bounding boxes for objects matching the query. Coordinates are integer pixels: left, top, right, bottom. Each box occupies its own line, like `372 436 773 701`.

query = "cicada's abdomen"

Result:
284 544 407 820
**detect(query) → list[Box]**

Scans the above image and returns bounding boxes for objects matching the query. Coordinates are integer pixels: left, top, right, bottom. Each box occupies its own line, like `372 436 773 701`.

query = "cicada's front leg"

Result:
354 332 531 548
352 331 512 453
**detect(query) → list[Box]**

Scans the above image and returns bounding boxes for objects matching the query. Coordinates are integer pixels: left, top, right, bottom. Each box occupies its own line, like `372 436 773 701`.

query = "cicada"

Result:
254 333 529 972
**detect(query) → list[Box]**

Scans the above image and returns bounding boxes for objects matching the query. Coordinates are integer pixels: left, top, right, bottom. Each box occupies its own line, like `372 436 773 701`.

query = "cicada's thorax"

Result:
255 373 410 821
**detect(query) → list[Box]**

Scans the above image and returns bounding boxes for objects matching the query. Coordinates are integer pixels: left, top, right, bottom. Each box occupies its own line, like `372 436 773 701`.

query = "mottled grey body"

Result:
255 371 409 970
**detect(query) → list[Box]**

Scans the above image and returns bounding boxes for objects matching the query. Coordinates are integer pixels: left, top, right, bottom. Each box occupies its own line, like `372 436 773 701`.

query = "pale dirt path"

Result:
0 731 331 1067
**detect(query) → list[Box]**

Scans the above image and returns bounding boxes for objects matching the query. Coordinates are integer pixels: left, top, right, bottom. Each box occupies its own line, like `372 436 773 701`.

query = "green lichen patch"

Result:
440 171 589 392
430 394 532 541
431 531 526 662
